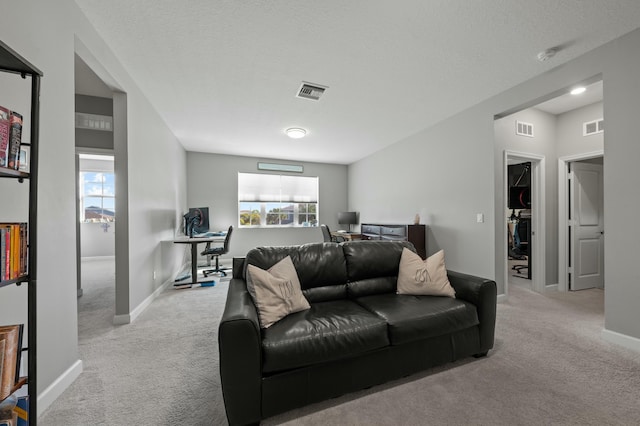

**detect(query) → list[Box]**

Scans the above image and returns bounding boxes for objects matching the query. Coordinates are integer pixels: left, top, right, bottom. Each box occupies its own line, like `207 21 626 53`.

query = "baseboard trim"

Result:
37 359 83 416
545 284 559 292
113 279 172 325
602 328 640 353
497 293 508 303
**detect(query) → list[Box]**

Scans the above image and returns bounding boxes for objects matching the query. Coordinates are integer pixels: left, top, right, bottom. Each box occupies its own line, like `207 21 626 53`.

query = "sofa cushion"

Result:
246 256 311 328
355 294 479 345
397 248 456 297
347 276 396 299
261 299 390 373
343 240 414 281
245 243 348 301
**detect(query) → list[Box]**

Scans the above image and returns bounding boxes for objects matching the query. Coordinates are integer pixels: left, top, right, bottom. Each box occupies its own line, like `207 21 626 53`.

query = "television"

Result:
184 207 210 237
338 211 358 232
508 186 530 209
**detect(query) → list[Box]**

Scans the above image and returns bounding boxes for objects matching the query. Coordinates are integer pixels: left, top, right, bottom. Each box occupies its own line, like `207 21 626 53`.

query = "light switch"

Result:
476 213 484 223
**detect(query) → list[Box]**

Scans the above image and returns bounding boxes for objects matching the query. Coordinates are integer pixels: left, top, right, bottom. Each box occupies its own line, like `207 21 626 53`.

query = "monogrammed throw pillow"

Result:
396 248 455 297
246 256 311 328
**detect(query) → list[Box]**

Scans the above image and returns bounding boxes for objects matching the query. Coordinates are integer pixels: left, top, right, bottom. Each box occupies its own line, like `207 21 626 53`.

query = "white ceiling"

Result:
74 1 640 165
534 80 603 115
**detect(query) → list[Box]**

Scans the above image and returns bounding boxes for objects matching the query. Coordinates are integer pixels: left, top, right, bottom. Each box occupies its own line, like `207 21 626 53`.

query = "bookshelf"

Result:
0 40 42 425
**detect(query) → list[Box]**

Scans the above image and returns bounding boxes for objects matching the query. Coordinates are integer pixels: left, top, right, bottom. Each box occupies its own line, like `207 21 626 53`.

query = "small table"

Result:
331 231 362 241
173 234 226 286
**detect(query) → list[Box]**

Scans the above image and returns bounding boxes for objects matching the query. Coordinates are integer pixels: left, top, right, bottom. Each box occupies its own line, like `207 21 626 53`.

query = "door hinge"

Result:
568 266 574 274
568 171 574 180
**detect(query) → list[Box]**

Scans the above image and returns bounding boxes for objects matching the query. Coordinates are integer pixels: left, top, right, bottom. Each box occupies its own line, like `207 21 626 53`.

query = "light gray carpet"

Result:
41 260 640 425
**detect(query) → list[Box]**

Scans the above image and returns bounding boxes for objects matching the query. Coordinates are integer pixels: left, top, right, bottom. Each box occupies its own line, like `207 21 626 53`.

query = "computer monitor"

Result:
184 207 210 237
338 211 358 232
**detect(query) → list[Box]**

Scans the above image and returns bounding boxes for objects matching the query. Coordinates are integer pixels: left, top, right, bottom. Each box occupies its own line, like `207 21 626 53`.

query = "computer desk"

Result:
173 234 226 286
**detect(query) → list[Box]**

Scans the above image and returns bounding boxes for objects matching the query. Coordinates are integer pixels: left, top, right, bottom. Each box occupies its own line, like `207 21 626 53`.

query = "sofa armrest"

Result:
219 277 262 425
447 270 497 354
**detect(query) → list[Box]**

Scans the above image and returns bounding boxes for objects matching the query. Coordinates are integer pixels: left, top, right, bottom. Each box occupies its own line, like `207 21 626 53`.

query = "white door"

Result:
569 162 604 290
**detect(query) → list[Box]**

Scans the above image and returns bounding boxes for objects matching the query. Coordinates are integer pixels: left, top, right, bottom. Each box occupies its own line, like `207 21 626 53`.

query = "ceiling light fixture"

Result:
570 86 586 95
286 128 306 139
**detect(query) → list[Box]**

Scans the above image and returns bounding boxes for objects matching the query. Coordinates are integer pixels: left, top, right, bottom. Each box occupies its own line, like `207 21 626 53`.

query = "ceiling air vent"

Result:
583 118 604 136
515 120 534 137
75 112 113 132
296 82 327 101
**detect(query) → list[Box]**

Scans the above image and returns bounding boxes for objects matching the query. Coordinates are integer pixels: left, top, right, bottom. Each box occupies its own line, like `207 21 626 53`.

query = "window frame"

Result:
238 172 319 228
79 154 115 223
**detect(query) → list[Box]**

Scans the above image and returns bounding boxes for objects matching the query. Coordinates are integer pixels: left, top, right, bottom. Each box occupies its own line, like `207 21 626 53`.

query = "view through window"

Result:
79 154 115 222
238 172 318 227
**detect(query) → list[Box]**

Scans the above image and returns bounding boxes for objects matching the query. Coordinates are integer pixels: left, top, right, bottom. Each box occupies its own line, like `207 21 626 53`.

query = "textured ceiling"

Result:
74 1 640 165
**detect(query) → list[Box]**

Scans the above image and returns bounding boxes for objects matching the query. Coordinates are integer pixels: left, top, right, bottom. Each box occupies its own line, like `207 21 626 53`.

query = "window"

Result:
79 154 115 222
238 172 318 228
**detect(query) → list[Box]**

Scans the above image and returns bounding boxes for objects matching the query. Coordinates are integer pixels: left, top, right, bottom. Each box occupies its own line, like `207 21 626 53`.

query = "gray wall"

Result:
183 152 348 267
350 28 640 345
556 102 604 157
349 105 495 279
0 1 187 411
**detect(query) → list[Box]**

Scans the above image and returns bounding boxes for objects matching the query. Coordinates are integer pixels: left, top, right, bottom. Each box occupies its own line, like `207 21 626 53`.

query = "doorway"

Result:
504 151 546 294
558 152 604 292
74 47 131 326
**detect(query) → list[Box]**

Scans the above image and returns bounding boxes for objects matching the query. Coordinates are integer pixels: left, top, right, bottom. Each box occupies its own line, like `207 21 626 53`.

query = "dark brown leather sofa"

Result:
219 241 497 425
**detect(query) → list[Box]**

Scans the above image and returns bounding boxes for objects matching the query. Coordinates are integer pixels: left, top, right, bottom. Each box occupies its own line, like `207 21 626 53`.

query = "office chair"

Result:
320 224 345 243
510 218 529 276
201 226 233 277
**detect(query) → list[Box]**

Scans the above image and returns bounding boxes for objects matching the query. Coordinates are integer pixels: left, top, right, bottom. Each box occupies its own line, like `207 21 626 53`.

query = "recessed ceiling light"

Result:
286 128 306 139
570 87 586 95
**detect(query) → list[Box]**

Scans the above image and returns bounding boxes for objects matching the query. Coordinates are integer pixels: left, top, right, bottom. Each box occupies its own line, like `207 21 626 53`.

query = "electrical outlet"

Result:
153 270 157 281
476 213 484 223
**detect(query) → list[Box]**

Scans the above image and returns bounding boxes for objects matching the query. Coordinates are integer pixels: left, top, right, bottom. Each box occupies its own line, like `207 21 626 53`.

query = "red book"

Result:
0 106 10 168
8 111 22 170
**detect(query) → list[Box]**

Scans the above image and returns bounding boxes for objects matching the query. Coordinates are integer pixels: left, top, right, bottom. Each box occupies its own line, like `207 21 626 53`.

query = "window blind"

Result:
238 172 318 203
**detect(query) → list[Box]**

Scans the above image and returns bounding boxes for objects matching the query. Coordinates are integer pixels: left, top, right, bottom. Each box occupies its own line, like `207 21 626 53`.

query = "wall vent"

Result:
296 82 327 101
515 121 534 137
583 118 604 136
75 112 113 131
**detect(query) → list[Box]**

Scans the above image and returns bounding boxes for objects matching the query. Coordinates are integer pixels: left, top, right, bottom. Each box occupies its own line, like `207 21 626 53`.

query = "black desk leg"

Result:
191 242 198 284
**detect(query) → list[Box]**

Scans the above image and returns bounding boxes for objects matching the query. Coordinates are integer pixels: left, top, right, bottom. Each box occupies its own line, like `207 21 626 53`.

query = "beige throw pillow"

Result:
247 256 311 328
397 248 455 297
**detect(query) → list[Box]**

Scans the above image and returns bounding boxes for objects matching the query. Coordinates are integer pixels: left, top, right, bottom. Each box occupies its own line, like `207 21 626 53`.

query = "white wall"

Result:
0 0 188 414
350 27 640 347
80 222 115 257
183 152 348 269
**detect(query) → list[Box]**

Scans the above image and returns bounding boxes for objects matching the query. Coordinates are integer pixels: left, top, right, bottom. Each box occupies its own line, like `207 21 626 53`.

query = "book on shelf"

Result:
14 395 28 426
0 324 24 401
7 112 22 170
0 223 28 282
0 106 9 169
